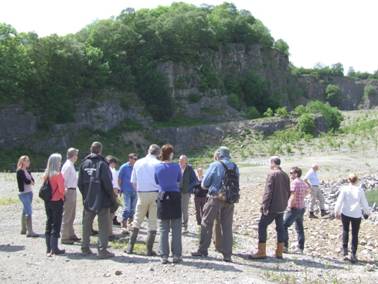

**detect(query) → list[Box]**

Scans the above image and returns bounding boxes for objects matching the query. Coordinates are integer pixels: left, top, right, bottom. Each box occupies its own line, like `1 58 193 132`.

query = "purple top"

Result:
154 162 181 192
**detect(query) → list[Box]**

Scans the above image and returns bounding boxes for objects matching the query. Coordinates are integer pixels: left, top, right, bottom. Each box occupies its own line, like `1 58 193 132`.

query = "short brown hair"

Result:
290 167 302 177
161 144 174 161
128 153 138 160
348 173 358 184
90 141 102 154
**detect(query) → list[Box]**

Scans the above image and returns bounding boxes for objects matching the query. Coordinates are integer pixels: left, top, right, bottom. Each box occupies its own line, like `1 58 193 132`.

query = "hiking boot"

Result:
191 250 208 257
223 255 232 263
91 229 99 236
172 256 183 264
309 212 318 219
321 209 329 217
21 214 27 235
26 216 38 238
125 227 139 254
248 243 267 260
275 243 284 259
50 236 65 255
146 230 157 256
98 249 115 259
81 247 94 255
350 253 358 264
61 239 75 245
113 216 121 226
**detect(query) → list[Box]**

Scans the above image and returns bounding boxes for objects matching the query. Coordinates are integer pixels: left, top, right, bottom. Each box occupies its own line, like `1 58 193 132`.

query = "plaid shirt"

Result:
289 178 308 209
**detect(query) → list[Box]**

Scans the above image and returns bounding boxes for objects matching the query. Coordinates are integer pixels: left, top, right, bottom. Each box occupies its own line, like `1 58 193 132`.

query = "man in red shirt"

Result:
283 167 310 254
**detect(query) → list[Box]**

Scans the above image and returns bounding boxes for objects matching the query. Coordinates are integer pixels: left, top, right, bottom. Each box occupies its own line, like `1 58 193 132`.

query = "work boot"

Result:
248 243 267 260
191 250 208 257
275 243 284 259
146 230 157 256
45 234 51 254
321 209 329 217
26 216 38 238
125 227 139 254
50 236 65 255
113 216 121 226
98 249 115 259
81 247 94 255
309 212 318 219
21 214 27 235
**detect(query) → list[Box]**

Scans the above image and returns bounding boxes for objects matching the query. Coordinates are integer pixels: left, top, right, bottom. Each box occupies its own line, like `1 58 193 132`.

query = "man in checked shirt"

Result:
283 167 310 254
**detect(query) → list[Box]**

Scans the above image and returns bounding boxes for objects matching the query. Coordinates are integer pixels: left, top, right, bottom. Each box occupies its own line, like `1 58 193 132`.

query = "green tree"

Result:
325 84 342 106
273 39 289 56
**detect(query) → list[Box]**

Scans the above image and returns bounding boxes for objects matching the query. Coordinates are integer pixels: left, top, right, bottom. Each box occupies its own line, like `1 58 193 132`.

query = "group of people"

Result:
16 142 371 264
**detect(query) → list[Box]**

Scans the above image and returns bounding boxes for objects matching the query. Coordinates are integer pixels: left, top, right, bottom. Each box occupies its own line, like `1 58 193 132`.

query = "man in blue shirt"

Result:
192 146 239 262
118 153 138 232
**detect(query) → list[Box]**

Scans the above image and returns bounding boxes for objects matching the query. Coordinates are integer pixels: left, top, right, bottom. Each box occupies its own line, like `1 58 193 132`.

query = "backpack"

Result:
39 179 52 202
219 161 240 204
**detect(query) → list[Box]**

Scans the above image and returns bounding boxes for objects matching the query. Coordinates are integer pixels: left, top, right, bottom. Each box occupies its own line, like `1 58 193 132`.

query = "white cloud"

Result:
0 0 377 72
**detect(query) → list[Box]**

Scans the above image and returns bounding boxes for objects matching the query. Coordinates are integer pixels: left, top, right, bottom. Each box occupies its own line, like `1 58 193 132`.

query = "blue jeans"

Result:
122 191 137 221
283 208 305 250
18 191 33 216
258 212 285 243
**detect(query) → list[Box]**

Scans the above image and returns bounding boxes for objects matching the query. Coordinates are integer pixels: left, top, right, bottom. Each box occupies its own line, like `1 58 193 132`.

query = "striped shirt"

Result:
289 178 309 209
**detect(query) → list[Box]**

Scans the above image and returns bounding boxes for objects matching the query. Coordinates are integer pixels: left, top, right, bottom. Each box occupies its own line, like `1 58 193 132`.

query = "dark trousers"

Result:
45 200 64 238
341 214 361 254
258 212 284 243
283 208 305 250
194 196 207 226
199 197 234 258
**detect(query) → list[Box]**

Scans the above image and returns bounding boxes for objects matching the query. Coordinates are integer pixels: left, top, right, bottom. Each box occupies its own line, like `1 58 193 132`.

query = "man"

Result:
78 141 115 259
106 155 120 241
126 145 161 256
249 156 290 259
61 148 81 245
179 155 198 234
283 167 310 254
304 164 328 218
118 153 138 233
191 146 239 262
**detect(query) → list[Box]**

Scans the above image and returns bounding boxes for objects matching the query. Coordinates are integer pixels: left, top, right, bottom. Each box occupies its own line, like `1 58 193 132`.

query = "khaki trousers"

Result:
62 189 77 240
199 197 234 258
181 193 191 229
309 186 326 212
133 192 158 231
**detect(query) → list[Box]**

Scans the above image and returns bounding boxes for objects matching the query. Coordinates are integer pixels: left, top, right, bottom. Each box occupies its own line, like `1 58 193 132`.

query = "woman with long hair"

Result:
335 173 370 263
16 155 38 237
43 153 66 256
154 144 182 264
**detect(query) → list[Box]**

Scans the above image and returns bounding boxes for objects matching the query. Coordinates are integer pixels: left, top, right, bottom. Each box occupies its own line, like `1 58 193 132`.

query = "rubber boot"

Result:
146 230 157 256
248 243 267 259
45 234 51 254
21 214 27 235
275 243 284 259
50 236 65 255
125 227 139 254
26 216 38 238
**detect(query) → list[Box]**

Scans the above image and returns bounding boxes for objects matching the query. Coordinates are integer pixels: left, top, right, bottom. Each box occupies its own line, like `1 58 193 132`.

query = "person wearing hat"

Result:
191 146 239 262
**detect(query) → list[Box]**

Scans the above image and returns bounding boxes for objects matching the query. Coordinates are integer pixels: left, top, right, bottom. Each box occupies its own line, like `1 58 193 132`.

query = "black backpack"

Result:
39 179 52 202
219 161 240 204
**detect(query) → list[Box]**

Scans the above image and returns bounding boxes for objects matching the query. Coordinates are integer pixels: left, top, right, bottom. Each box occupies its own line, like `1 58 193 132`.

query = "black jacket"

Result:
78 154 115 212
16 169 34 192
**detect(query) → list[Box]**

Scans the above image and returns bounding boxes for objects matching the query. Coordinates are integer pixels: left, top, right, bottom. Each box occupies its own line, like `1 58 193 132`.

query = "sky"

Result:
1 0 377 73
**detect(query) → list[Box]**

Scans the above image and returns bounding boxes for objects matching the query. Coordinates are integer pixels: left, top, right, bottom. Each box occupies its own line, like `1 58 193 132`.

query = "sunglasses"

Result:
289 172 296 175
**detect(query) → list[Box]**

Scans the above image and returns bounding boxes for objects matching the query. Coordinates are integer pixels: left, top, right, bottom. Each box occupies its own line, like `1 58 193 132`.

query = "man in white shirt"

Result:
106 156 120 240
61 148 80 244
304 164 329 218
126 144 161 256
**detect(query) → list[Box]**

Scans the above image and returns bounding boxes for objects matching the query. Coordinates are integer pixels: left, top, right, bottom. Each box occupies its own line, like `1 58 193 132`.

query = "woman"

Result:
335 173 370 263
43 153 66 256
193 168 208 226
154 144 182 264
16 155 38 237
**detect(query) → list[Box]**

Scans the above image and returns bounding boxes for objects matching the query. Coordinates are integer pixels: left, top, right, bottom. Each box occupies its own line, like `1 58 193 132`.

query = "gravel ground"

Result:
1 152 378 284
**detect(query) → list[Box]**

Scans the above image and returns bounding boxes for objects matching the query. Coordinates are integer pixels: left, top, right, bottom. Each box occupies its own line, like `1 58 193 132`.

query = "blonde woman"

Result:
43 153 66 256
335 173 370 263
16 155 38 237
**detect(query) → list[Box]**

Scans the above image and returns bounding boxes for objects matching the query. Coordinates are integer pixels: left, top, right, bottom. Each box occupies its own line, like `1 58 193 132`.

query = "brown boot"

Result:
248 243 266 259
275 243 284 259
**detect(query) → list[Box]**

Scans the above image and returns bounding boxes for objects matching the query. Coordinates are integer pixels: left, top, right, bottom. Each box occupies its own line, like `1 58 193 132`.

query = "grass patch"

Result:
0 198 18 206
110 239 145 254
366 190 378 205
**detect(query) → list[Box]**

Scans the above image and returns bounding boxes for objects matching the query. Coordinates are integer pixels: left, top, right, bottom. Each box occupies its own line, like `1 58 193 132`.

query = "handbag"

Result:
39 179 52 202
